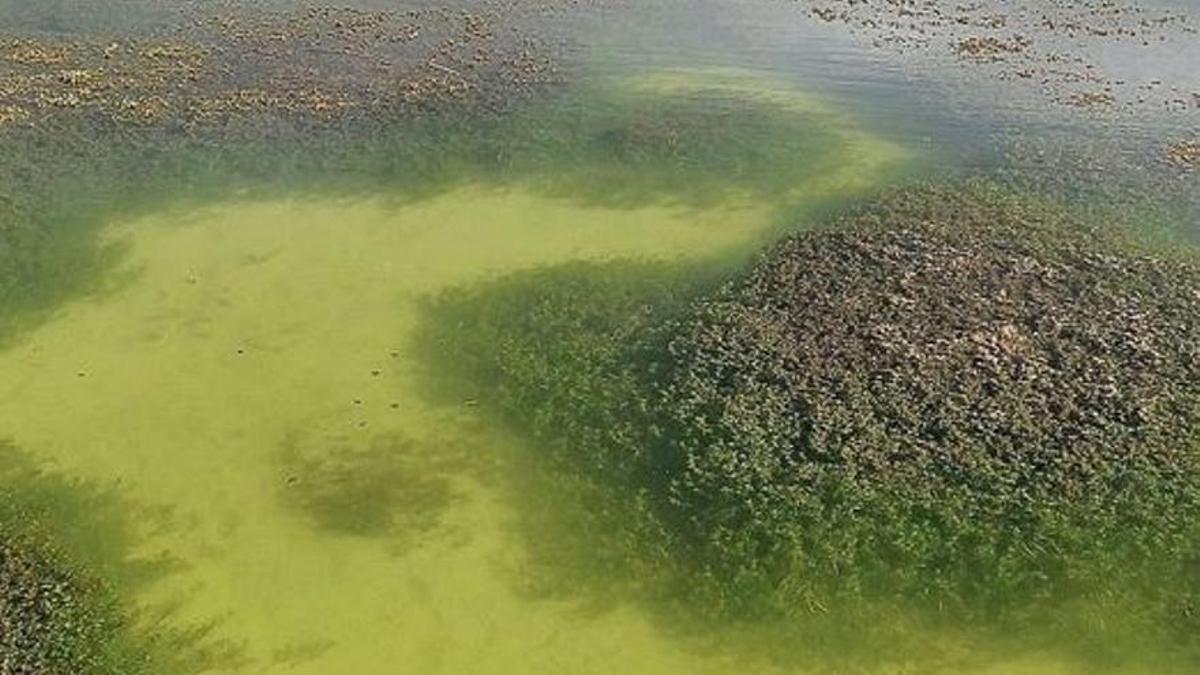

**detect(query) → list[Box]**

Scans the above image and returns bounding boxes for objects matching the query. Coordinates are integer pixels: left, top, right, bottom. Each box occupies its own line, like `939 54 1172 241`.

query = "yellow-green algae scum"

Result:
1 71 908 673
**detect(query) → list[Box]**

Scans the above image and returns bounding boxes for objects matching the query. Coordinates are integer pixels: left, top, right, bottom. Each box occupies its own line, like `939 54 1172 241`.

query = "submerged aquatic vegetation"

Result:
492 80 845 207
414 259 704 609
277 431 458 543
418 182 1200 670
0 442 240 674
418 259 703 477
955 35 1031 62
0 104 25 126
0 2 560 129
0 539 123 673
0 0 577 347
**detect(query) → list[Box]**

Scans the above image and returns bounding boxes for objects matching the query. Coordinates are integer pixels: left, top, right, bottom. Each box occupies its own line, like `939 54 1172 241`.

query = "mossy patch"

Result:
657 183 1200 640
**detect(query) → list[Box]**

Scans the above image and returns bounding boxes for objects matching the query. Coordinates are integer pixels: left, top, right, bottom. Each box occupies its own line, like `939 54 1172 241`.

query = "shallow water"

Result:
0 200 712 672
0 93 902 670
1 1 1199 673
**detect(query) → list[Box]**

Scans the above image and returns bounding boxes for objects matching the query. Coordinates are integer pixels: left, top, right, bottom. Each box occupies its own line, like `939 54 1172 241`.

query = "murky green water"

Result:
0 192 776 673
2 1 1199 673
0 68 911 672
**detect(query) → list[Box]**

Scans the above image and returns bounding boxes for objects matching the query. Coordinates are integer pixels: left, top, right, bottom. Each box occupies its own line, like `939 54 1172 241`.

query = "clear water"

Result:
1 1 1198 673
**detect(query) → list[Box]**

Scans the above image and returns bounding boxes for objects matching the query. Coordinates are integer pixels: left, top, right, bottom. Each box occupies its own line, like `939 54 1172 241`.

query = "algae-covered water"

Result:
0 192 787 673
2 1 1199 674
0 68 909 672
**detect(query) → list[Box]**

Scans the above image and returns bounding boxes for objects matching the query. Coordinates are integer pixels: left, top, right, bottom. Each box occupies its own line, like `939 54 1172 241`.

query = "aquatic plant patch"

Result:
0 2 560 129
0 539 123 674
0 1 574 348
1168 139 1200 168
802 0 1198 112
658 183 1200 616
417 260 701 476
413 259 705 611
0 442 239 674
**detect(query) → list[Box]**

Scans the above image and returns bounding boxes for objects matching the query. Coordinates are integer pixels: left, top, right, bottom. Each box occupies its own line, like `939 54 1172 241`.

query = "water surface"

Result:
1 1 1198 673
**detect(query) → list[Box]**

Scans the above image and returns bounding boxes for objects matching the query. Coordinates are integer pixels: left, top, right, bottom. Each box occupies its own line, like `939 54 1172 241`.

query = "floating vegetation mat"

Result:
802 0 1199 112
1168 138 1200 168
420 181 1200 672
0 2 560 129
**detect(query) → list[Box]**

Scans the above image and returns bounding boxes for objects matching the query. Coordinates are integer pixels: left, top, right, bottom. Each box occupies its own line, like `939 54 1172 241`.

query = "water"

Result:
0 65 908 672
1 1 1198 673
0 193 773 673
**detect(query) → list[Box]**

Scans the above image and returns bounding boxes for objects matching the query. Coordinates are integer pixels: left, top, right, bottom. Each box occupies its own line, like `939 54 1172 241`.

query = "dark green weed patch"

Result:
0 442 242 674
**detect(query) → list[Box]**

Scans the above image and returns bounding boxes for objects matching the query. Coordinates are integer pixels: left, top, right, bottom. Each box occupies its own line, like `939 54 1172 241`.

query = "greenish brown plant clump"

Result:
1168 139 1200 167
659 184 1200 621
0 538 122 674
0 3 559 130
0 442 242 674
